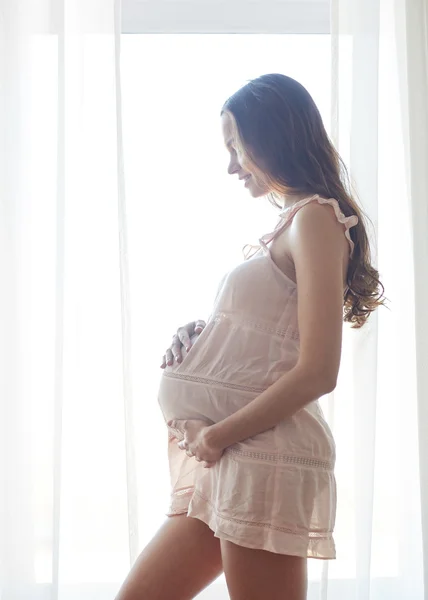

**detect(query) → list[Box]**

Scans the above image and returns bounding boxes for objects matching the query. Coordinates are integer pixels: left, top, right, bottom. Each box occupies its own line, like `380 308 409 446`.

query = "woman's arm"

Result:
206 202 348 451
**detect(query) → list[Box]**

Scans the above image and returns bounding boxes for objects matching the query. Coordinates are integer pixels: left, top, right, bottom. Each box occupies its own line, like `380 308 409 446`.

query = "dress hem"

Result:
167 488 336 561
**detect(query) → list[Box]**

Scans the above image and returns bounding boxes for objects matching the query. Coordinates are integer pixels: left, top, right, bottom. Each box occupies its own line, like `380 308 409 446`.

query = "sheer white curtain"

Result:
327 0 428 598
0 1 136 598
1 0 427 599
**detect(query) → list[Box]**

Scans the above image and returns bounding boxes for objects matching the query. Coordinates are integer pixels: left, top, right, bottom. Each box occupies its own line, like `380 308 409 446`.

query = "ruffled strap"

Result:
253 194 358 259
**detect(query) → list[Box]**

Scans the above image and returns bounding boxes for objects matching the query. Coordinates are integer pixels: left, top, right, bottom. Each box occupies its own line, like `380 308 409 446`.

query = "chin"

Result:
245 175 270 198
248 185 268 198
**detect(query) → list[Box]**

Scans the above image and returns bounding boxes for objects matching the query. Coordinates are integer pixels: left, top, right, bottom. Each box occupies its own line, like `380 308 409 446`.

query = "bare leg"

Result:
115 515 223 600
221 540 307 600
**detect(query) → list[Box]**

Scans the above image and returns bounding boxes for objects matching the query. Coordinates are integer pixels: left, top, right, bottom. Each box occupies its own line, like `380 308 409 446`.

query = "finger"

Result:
165 348 174 366
177 326 192 352
168 419 187 433
194 319 206 334
160 355 166 369
203 461 215 469
170 334 183 363
178 440 188 451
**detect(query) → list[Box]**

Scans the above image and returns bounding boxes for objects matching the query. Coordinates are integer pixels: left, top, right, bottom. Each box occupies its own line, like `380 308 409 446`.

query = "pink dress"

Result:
158 194 358 559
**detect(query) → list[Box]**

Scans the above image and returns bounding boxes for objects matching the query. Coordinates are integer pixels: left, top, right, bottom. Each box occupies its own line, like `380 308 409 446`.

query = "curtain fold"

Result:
331 0 427 598
399 1 428 594
0 1 136 597
113 0 139 568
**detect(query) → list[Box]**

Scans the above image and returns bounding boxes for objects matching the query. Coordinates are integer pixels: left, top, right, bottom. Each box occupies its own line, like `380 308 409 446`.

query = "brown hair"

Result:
222 73 385 328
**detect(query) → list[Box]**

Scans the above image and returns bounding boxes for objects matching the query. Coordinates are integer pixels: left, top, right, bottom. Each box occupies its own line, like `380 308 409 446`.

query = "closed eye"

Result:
225 139 236 152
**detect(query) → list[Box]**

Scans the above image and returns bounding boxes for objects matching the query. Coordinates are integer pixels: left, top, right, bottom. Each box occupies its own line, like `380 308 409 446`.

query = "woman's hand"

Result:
168 419 224 468
161 320 206 368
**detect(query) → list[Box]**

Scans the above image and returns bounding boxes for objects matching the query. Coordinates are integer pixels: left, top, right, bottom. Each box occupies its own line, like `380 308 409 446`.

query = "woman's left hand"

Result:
168 419 224 468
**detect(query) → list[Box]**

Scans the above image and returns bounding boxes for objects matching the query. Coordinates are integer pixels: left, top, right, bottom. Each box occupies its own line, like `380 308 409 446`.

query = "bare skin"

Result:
114 515 223 600
221 540 307 600
115 514 307 600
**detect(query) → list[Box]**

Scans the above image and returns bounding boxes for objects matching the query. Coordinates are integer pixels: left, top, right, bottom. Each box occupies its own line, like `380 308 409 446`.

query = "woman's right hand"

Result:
160 320 206 368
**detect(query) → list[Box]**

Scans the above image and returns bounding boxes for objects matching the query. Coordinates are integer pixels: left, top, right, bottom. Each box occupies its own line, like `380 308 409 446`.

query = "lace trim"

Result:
172 486 194 498
194 490 334 538
213 311 298 340
163 371 266 394
246 194 359 260
280 195 358 257
226 447 334 471
285 327 300 341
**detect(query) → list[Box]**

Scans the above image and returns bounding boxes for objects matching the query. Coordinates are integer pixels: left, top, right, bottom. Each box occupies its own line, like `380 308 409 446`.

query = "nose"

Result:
227 155 240 176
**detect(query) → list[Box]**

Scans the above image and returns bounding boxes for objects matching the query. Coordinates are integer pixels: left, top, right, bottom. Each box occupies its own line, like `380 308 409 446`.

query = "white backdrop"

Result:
0 0 427 598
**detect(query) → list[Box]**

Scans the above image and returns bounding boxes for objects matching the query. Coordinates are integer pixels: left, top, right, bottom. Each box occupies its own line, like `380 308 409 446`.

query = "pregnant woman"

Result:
116 74 384 600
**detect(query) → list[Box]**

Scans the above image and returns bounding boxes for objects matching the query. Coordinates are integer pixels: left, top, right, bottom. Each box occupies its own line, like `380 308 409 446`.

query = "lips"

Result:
239 174 252 182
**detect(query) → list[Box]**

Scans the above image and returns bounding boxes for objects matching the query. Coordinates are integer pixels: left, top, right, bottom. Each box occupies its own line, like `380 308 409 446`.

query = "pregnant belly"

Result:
158 372 259 424
158 371 336 463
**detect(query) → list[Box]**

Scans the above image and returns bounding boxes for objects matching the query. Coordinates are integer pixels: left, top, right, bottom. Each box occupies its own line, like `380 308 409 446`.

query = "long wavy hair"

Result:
222 73 385 328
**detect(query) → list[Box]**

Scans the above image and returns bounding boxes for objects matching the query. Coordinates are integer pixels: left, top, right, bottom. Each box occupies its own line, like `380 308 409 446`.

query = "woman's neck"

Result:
281 192 314 210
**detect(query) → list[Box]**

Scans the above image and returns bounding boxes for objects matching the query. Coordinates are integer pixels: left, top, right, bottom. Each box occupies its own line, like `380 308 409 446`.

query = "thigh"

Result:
115 515 223 600
221 540 307 600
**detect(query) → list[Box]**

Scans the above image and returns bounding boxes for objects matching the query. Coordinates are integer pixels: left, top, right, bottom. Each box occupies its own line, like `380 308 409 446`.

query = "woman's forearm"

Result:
205 363 335 450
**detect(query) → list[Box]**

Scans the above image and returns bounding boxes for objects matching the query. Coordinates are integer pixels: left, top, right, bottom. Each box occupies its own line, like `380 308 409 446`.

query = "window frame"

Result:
121 0 330 34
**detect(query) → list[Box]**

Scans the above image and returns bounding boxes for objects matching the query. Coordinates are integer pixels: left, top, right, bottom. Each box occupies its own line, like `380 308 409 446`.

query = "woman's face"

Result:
221 112 270 198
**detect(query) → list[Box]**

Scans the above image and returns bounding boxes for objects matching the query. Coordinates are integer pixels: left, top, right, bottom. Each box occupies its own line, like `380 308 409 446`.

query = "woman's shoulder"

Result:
287 196 358 257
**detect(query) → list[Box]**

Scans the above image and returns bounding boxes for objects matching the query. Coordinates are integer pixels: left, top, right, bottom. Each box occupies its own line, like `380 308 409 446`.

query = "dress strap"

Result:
254 194 359 258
